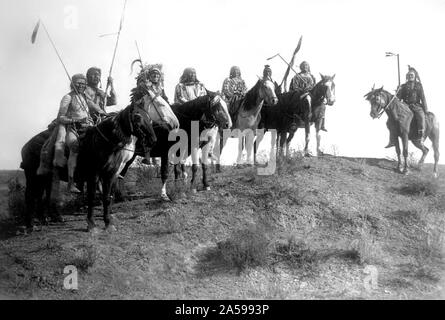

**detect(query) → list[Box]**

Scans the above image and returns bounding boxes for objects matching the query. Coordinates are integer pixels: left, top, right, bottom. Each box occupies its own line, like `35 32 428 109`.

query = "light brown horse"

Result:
365 87 440 178
217 79 278 166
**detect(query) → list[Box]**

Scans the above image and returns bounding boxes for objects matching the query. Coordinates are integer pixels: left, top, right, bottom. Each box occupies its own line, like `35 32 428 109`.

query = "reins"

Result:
94 109 136 152
377 87 400 119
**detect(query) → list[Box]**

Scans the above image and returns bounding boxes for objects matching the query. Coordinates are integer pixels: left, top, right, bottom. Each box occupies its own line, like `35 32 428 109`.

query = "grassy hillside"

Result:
0 155 444 299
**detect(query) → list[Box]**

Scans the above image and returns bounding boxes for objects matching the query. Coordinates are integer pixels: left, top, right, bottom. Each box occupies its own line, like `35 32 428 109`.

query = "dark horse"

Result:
120 91 231 199
275 74 336 157
365 86 440 177
20 129 56 228
77 104 157 231
20 104 156 232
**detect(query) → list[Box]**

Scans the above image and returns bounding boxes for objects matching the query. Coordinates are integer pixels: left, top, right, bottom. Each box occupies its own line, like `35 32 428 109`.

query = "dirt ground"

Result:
0 155 444 299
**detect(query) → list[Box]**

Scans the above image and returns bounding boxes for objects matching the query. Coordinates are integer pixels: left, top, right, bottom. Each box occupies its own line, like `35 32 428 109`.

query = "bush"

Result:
218 224 271 272
7 177 26 223
398 178 439 197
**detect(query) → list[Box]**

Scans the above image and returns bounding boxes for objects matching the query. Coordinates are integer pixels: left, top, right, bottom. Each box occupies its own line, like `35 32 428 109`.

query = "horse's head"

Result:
259 79 279 106
364 85 389 119
203 92 233 129
138 89 180 131
129 104 157 147
316 74 336 106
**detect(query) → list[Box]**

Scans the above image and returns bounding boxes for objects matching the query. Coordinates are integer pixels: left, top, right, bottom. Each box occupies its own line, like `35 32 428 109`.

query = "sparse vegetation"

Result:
7 177 26 224
398 178 439 197
217 224 272 272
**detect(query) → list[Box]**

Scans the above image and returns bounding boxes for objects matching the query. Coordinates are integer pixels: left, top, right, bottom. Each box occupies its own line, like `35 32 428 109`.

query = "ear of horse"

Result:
319 73 325 80
332 74 335 80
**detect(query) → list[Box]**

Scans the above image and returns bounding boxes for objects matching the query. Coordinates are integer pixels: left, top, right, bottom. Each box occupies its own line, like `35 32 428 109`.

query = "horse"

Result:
120 91 232 199
272 74 336 157
258 89 302 156
20 129 57 228
77 103 157 232
216 79 278 168
364 86 440 177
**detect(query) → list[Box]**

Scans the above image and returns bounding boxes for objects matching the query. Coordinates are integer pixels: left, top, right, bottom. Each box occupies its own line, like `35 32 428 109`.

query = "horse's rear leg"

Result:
429 127 440 178
401 135 409 174
411 139 429 170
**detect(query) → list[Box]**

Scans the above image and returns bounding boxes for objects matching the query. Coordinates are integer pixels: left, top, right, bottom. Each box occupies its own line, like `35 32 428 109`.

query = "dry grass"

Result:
217 224 272 273
7 177 26 224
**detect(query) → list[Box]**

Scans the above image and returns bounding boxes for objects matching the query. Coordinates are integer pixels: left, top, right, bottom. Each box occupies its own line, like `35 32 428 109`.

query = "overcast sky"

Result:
1 0 444 169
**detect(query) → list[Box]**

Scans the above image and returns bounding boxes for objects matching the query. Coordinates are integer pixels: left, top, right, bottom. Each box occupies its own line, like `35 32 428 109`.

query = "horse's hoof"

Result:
191 188 197 194
161 193 171 202
88 226 100 234
304 153 312 158
106 225 117 232
434 172 438 179
205 186 211 191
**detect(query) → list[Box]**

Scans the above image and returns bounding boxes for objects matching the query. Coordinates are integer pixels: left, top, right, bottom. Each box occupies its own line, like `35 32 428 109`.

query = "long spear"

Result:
280 36 303 92
31 19 88 111
103 0 128 107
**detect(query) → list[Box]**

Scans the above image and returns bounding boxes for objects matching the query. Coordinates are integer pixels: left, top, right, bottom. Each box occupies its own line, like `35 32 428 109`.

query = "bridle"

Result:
95 105 150 152
369 88 399 119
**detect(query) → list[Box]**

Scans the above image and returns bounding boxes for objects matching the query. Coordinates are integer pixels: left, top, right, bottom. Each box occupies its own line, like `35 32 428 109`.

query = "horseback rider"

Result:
259 65 281 129
84 67 116 121
262 64 281 95
54 74 98 193
385 66 428 148
289 61 327 132
174 68 207 104
221 66 247 103
135 64 170 165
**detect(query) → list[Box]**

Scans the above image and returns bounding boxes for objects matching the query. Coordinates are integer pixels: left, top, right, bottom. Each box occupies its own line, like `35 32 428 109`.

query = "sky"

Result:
1 0 445 169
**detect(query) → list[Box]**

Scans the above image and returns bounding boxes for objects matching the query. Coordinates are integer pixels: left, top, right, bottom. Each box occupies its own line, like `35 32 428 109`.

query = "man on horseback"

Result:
262 65 281 95
135 64 170 164
54 74 95 193
259 65 281 129
222 66 247 103
174 68 207 104
289 61 327 132
84 67 116 121
385 67 428 148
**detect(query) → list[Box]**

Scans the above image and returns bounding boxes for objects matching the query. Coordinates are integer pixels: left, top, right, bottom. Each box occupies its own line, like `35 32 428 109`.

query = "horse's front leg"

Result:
86 174 98 232
315 122 323 156
160 155 170 201
102 174 116 231
304 121 311 157
286 130 296 157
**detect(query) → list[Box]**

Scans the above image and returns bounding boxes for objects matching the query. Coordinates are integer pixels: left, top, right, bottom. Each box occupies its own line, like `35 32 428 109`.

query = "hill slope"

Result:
0 155 444 299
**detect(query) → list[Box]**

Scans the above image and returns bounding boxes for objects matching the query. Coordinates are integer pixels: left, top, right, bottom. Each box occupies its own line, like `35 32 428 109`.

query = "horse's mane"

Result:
130 86 145 104
242 80 261 111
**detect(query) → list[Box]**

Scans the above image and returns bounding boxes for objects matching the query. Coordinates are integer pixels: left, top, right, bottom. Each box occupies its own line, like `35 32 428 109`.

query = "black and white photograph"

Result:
0 0 444 302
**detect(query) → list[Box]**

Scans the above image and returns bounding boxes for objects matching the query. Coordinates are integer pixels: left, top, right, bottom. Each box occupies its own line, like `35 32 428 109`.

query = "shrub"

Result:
218 224 271 272
7 177 26 223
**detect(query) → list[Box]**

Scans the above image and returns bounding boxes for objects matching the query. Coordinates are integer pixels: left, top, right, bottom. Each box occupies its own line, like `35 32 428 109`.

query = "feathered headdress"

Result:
407 65 421 83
